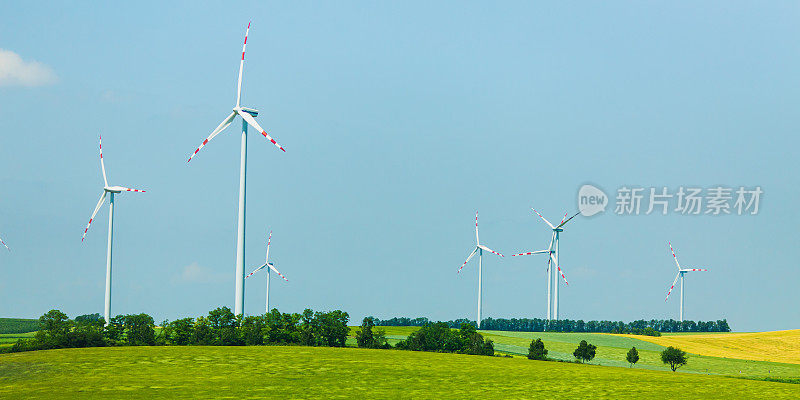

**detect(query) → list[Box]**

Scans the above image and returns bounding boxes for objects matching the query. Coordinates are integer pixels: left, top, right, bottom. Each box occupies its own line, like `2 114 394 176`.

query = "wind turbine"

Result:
245 231 288 314
457 212 504 329
81 136 146 325
664 242 708 323
512 209 579 321
187 22 286 316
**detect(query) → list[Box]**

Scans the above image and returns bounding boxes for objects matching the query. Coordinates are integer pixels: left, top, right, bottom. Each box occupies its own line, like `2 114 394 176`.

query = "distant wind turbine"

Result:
512 209 580 321
457 212 504 329
664 242 708 322
186 22 286 316
81 136 146 325
245 231 288 314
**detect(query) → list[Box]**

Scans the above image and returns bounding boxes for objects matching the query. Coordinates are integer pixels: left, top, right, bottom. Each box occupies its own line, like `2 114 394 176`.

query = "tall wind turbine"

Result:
457 212 504 329
187 22 286 316
664 242 708 322
512 209 579 321
81 136 146 325
245 231 288 314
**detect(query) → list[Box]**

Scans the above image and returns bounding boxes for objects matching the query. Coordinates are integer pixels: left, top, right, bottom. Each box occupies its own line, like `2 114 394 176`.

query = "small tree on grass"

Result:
626 346 639 367
573 340 597 363
527 338 548 360
661 346 688 372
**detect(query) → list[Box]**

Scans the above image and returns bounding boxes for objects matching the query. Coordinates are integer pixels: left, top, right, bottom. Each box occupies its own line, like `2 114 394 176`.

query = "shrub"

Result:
527 338 548 361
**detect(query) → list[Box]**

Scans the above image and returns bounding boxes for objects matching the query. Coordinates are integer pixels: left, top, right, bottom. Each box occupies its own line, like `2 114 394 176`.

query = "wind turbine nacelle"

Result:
236 107 259 117
104 186 124 193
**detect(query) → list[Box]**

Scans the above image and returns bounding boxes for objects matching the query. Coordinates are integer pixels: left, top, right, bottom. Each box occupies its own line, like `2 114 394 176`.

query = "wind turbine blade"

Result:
668 241 681 270
531 208 555 229
665 273 680 302
81 192 107 241
457 247 478 273
268 263 289 282
99 135 108 187
556 211 581 229
0 235 9 251
475 211 479 244
551 254 569 285
187 111 237 162
478 244 504 258
245 263 268 279
117 187 146 193
265 231 272 262
237 109 286 152
559 212 568 225
510 250 550 257
683 268 708 272
236 21 250 108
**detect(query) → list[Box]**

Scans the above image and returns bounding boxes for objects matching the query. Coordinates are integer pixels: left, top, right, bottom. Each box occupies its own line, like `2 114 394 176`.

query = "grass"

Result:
0 318 39 334
613 330 800 364
1 346 799 399
371 327 800 379
0 332 35 349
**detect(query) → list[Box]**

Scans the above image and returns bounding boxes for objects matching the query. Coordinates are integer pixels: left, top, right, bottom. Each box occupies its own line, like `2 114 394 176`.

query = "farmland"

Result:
1 345 798 399
375 327 800 378
613 329 800 364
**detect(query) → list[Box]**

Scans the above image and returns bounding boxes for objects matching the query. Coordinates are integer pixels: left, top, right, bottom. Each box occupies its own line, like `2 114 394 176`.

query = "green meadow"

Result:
1 345 798 399
375 327 800 379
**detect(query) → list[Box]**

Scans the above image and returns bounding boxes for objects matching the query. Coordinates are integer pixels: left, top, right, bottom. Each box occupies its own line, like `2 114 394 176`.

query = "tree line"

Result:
4 307 350 353
527 338 689 372
373 316 731 334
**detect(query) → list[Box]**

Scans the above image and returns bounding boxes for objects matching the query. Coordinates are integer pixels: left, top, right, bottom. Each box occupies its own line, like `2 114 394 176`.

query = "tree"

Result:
169 318 196 345
35 309 72 349
661 346 688 371
626 347 639 367
124 313 155 346
573 340 597 363
207 306 240 345
527 338 548 361
356 317 388 349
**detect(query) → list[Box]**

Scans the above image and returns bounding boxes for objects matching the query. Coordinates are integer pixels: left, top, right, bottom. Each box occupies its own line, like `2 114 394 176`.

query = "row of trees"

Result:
5 307 351 353
526 338 688 372
374 316 730 334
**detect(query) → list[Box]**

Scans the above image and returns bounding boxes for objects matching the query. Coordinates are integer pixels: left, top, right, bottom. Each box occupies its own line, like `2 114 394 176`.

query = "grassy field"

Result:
1 346 798 399
0 332 35 349
369 327 800 378
613 330 800 364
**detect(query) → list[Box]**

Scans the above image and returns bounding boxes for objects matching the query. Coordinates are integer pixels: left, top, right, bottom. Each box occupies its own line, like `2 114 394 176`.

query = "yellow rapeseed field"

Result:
614 330 800 364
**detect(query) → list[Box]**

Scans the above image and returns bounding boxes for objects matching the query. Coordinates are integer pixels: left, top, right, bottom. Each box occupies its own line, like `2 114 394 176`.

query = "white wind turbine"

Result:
81 136 146 325
187 22 286 316
457 212 504 329
245 231 288 314
511 209 580 321
664 242 708 323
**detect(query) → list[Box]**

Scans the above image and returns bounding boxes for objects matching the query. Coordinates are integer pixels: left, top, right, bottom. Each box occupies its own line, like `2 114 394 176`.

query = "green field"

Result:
371 327 800 379
0 332 35 348
1 346 798 399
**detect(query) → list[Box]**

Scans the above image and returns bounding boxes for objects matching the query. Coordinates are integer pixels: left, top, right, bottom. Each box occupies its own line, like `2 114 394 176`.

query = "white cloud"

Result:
174 262 226 284
0 49 57 87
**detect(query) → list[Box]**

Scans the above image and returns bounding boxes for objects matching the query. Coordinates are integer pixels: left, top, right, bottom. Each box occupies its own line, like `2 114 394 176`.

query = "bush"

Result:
527 338 548 360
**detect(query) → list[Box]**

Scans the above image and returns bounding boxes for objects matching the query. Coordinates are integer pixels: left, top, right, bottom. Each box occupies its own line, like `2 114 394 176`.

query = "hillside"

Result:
0 318 39 334
1 346 798 399
613 330 800 364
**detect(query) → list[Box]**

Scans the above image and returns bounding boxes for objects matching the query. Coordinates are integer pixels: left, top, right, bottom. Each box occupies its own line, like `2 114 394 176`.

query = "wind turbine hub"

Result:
554 228 564 232
103 186 122 194
236 106 259 117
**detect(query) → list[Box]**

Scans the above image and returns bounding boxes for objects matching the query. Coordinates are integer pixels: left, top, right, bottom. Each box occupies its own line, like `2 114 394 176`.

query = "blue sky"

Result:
1 2 798 331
